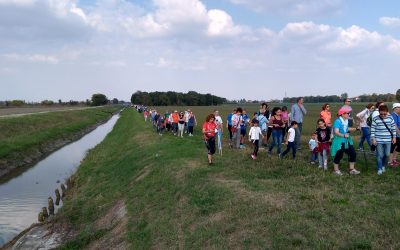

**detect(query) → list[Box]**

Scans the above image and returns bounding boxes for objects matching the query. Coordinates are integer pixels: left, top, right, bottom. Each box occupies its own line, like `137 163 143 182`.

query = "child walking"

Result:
316 119 331 170
249 119 263 160
281 121 298 159
309 133 318 164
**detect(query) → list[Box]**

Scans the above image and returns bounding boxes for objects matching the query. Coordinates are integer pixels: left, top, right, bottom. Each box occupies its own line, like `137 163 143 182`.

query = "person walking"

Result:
178 111 185 137
290 97 307 149
389 103 400 166
342 98 354 127
249 119 263 160
227 109 235 145
371 105 397 175
330 108 360 175
281 106 289 142
187 111 197 136
320 103 332 127
231 108 243 149
356 103 374 150
281 121 298 160
214 110 223 155
268 107 285 156
203 114 217 165
315 119 331 170
144 110 149 122
240 109 250 149
171 110 179 135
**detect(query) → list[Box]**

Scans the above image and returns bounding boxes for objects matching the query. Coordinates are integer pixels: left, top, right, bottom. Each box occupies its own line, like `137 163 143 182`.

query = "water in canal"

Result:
0 114 120 247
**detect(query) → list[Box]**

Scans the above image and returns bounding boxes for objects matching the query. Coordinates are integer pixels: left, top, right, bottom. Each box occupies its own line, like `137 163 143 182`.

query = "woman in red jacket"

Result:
203 114 217 165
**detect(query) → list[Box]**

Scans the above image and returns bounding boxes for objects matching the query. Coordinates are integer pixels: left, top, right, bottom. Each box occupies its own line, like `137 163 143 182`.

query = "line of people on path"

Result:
202 99 400 176
142 108 198 137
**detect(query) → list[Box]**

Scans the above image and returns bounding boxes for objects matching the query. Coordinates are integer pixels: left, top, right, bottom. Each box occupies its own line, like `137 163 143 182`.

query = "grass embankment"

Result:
0 106 120 170
59 108 400 249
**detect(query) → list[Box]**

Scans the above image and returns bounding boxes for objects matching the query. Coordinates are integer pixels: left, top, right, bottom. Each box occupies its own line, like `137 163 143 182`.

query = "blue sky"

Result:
1 0 400 102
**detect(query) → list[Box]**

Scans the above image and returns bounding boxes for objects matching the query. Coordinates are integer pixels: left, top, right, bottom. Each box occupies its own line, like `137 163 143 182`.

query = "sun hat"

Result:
392 103 400 109
338 107 351 116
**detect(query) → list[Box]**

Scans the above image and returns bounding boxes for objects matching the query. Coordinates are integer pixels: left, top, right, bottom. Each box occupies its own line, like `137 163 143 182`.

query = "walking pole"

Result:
218 130 223 155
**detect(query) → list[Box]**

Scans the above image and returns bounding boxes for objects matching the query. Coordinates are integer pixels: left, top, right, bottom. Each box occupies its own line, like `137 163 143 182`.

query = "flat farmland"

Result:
0 106 103 117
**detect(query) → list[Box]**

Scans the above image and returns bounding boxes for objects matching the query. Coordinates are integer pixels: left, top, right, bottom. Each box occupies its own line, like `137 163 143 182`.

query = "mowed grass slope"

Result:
60 107 400 249
0 106 120 160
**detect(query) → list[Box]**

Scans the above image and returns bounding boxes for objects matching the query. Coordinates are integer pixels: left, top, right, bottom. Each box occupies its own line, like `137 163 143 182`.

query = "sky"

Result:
1 0 400 102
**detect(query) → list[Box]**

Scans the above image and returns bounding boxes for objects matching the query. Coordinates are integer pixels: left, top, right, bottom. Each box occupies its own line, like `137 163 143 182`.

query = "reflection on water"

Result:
0 114 120 247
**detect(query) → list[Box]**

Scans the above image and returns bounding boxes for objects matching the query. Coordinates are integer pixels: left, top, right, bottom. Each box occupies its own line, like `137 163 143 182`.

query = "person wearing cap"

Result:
341 98 354 127
330 107 360 175
389 103 400 167
371 105 397 175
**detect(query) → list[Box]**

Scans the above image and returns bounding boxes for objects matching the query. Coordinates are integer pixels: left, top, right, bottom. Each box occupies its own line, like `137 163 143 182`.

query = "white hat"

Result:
393 103 400 109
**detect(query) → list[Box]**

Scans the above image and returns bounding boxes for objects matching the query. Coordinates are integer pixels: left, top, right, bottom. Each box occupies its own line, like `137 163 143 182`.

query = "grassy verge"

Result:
59 108 400 249
0 105 120 165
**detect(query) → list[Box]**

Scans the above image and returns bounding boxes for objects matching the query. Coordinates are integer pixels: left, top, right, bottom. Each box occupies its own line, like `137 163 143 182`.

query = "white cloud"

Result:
4 53 59 64
207 9 246 37
326 25 383 50
379 17 400 27
227 0 343 16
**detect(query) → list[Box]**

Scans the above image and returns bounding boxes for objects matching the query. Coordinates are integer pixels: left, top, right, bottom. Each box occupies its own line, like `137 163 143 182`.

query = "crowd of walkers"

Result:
135 99 400 176
141 107 198 137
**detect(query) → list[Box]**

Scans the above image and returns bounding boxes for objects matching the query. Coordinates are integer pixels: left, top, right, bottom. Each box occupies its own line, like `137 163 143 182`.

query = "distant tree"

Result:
397 89 400 102
341 93 348 100
112 98 119 104
58 99 62 104
91 94 108 106
41 100 54 105
69 100 79 105
85 99 91 106
10 100 25 106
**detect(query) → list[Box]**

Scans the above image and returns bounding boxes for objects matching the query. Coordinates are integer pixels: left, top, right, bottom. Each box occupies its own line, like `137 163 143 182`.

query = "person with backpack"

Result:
240 109 250 149
356 103 374 150
389 103 400 167
371 105 397 175
331 108 361 175
203 114 217 165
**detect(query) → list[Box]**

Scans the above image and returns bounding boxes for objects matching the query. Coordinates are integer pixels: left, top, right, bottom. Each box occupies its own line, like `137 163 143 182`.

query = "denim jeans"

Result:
358 127 371 149
376 143 391 170
269 130 282 154
282 141 296 159
295 123 302 148
318 149 328 167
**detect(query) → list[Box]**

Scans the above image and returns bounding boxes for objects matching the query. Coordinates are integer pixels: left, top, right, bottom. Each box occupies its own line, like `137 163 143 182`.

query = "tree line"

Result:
283 90 400 103
131 91 227 106
0 94 124 107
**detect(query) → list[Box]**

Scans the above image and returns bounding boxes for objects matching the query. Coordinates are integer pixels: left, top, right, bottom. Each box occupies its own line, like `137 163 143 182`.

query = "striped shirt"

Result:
371 115 396 143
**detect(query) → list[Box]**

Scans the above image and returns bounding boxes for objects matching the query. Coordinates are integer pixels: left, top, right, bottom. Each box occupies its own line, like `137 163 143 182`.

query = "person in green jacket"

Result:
331 108 361 176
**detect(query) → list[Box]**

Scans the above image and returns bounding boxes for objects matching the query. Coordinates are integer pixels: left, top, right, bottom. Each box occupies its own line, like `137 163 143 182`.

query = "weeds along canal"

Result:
0 113 121 247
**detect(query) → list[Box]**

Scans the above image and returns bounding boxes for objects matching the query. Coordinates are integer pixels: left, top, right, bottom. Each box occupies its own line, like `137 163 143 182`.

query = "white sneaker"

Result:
318 165 323 169
349 169 360 175
382 167 386 173
334 170 343 176
377 170 383 175
323 165 328 170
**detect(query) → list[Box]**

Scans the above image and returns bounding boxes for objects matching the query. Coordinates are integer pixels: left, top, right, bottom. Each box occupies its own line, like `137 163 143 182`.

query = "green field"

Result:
0 106 120 167
58 105 400 249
